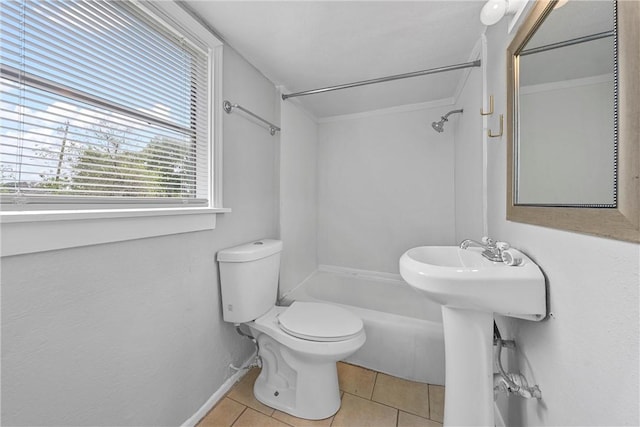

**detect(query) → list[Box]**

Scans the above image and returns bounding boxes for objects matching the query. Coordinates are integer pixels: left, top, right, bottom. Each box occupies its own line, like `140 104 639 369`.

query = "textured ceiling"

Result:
184 1 485 118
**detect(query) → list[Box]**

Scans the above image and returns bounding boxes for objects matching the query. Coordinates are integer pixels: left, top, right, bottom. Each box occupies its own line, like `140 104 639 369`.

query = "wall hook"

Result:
480 95 494 116
488 114 503 138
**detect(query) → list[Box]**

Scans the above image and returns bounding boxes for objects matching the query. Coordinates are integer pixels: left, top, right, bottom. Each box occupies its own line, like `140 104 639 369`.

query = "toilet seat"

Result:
278 301 363 342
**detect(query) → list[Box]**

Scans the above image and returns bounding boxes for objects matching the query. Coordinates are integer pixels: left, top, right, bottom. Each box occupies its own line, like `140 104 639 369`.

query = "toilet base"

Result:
253 333 341 420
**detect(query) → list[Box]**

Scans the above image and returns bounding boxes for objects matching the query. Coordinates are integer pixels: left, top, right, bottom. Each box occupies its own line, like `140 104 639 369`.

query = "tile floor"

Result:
198 362 445 427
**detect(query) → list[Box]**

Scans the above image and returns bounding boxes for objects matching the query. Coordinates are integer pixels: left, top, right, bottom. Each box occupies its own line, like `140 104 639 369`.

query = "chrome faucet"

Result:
459 236 513 263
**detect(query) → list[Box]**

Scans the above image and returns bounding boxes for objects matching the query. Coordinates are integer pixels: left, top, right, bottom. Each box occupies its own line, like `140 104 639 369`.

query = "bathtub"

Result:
280 266 445 385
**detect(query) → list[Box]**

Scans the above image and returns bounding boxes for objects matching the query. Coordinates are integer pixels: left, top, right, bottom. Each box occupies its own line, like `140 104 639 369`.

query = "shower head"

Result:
431 109 463 133
431 120 445 133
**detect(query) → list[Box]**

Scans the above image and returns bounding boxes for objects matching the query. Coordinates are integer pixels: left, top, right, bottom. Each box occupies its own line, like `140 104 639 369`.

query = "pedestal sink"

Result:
399 245 546 427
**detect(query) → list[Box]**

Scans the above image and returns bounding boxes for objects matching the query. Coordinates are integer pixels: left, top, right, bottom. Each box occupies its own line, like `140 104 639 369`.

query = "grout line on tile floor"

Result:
343 390 404 414
371 372 435 421
370 370 380 400
231 406 247 426
337 391 401 427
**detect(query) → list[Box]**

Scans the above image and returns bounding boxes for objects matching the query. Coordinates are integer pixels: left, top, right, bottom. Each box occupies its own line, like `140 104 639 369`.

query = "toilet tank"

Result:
217 239 283 323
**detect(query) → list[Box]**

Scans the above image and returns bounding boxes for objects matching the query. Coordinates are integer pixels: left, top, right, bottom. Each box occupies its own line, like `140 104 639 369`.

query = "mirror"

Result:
507 0 639 242
517 1 615 206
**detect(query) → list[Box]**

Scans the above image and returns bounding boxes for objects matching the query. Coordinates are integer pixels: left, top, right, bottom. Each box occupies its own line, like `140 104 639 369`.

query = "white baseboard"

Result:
180 352 256 427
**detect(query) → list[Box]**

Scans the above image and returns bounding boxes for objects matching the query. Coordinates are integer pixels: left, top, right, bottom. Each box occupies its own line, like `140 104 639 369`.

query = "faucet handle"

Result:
501 250 523 266
496 241 510 251
481 236 495 247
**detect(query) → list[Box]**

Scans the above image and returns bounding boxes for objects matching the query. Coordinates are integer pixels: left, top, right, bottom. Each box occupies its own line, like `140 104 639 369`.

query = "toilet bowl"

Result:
249 302 365 419
217 239 366 420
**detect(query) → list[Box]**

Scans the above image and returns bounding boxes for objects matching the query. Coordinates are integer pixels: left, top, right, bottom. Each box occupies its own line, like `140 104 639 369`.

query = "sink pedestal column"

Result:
442 307 494 427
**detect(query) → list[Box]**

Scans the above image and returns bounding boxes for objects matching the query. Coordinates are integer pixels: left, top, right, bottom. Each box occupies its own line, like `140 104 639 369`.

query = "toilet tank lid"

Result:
217 239 283 262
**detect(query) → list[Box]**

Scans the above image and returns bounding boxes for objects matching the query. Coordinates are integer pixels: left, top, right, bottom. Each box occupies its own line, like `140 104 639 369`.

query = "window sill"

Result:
0 207 231 257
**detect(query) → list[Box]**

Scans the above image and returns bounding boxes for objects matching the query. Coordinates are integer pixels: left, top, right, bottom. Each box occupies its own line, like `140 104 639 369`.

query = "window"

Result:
0 0 224 256
1 0 220 212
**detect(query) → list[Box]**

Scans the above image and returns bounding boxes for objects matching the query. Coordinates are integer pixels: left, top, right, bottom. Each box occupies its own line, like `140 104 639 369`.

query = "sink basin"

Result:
399 246 546 320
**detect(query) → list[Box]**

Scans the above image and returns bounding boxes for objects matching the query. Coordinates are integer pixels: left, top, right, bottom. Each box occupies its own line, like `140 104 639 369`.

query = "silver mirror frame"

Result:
506 0 639 243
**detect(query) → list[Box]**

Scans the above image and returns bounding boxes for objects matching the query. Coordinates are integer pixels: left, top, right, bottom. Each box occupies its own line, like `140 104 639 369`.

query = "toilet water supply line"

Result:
493 322 542 400
229 324 262 372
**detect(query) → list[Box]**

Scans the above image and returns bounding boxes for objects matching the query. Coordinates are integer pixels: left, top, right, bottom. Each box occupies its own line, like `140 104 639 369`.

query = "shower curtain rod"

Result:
281 59 481 100
520 30 614 56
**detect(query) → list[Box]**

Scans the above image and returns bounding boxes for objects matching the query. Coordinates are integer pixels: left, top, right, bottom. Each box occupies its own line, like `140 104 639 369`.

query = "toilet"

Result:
217 239 366 420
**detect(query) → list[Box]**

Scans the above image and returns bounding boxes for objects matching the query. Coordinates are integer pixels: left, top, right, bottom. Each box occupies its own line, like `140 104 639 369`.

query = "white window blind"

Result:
0 0 212 211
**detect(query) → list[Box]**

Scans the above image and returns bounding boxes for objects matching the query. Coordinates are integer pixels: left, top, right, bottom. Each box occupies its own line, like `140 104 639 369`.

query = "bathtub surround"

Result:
278 98 319 297
317 105 457 274
311 64 486 275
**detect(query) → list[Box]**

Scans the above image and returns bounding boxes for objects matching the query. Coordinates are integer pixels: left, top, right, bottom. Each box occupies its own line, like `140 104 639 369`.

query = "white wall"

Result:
454 67 485 242
0 46 280 426
484 20 639 427
317 107 457 274
279 100 319 296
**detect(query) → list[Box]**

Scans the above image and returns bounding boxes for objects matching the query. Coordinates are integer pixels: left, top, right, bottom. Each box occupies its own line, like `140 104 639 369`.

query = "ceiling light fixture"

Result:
480 0 522 26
